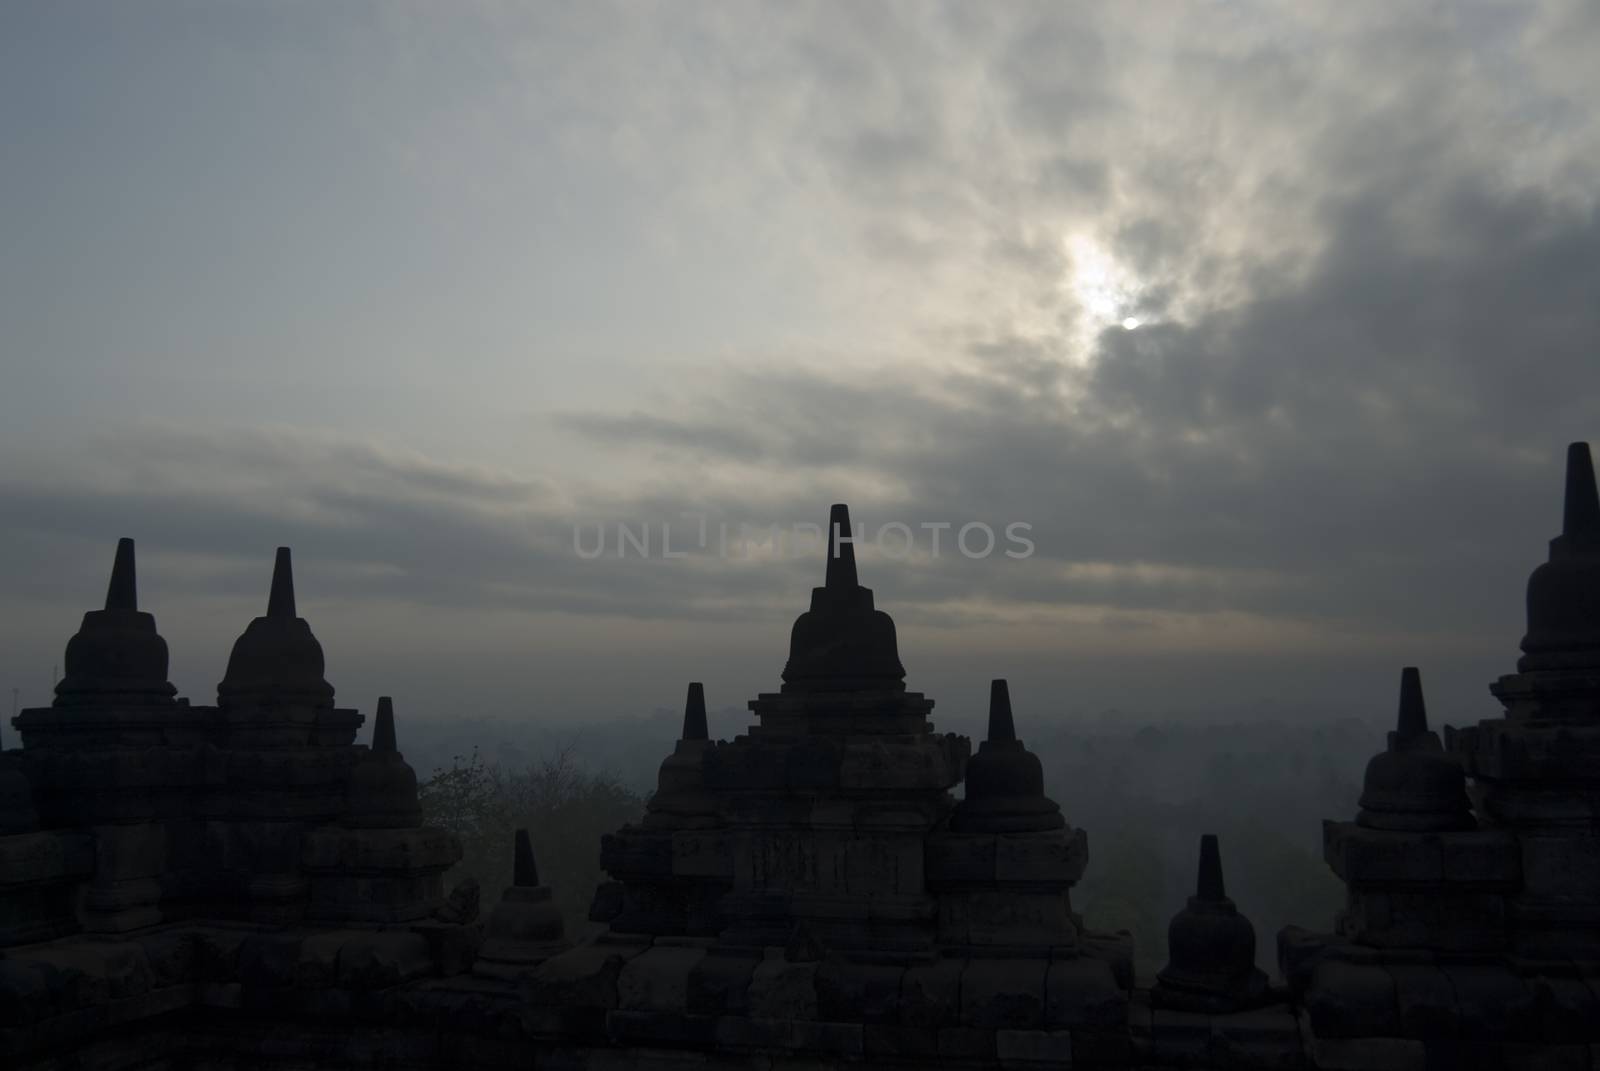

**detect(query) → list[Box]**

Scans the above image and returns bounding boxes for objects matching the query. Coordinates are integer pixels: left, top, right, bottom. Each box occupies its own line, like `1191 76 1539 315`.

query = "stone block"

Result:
711 1012 791 1052
300 825 461 873
1046 955 1126 1028
961 957 1048 1029
526 941 644 1013
995 828 1088 885
238 932 305 988
670 829 732 879
1443 964 1537 1039
1277 925 1341 997
0 958 52 1028
1304 961 1399 1037
900 955 963 1028
293 930 348 988
995 1028 1074 1068
335 931 432 990
1340 889 1509 952
863 1022 940 1060
814 957 904 1024
1521 832 1600 901
785 737 843 789
1310 1036 1425 1071
410 919 484 977
1501 1042 1589 1070
1440 831 1521 886
686 948 758 1016
1071 1027 1134 1066
1528 973 1599 1041
0 831 95 887
191 926 248 981
939 1026 997 1061
1325 824 1444 886
1080 930 1136 993
788 1018 864 1057
618 945 708 1013
86 826 164 883
1386 964 1457 1038
1210 1005 1304 1070
1149 1007 1215 1065
605 1008 719 1048
746 952 817 1021
118 932 188 992
927 833 997 884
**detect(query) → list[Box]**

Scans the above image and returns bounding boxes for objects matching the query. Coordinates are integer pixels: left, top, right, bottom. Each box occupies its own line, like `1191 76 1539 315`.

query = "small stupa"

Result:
1154 834 1269 1012
475 829 570 980
217 547 336 710
951 679 1066 833
344 697 423 829
53 538 177 707
1356 667 1474 832
1516 441 1600 674
780 504 906 692
595 682 728 936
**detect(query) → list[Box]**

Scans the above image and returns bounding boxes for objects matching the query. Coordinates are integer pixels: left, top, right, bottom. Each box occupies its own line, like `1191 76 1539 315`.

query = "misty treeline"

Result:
416 717 1370 979
417 747 645 939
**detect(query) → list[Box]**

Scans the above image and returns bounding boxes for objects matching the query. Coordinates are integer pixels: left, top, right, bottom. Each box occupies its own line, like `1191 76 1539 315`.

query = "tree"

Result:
419 747 646 938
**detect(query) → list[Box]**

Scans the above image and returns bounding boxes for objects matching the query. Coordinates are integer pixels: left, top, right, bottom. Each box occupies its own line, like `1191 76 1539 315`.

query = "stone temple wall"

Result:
3 443 1600 1071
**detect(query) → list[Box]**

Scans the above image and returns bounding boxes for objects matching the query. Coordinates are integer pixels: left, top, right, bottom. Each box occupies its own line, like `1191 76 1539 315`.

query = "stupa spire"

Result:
1563 441 1599 542
514 828 540 888
216 547 334 710
267 547 295 618
1396 666 1428 743
373 696 397 753
105 538 137 612
682 682 708 742
987 679 1016 743
825 503 859 591
779 504 905 692
1196 833 1226 900
52 538 176 707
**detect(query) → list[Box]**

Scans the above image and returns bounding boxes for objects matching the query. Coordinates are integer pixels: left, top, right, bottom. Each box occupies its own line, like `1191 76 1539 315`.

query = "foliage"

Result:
418 746 646 939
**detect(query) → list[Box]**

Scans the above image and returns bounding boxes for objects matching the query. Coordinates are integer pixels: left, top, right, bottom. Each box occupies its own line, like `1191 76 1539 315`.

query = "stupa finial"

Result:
682 682 708 741
1196 833 1226 900
1563 442 1598 541
105 537 137 612
1396 666 1428 742
825 503 859 590
373 696 397 753
513 828 540 887
987 679 1016 743
267 547 295 618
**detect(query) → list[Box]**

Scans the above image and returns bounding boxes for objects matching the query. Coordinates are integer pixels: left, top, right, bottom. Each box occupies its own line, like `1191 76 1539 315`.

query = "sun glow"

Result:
1065 234 1147 330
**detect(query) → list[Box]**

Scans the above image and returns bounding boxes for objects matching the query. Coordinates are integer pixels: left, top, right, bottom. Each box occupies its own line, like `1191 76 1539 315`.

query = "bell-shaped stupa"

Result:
1155 834 1269 1012
1356 667 1474 832
217 548 336 709
474 829 570 980
53 538 177 707
1518 441 1600 673
780 504 906 692
952 679 1065 833
343 696 423 829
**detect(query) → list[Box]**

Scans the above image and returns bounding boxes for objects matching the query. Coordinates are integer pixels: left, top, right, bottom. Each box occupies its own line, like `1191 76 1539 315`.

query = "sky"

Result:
2 1 1598 733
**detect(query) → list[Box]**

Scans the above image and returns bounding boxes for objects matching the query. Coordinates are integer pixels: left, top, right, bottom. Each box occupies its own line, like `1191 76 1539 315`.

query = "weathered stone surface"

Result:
746 951 818 1021
962 957 1048 1029
1304 961 1399 1038
1047 955 1128 1028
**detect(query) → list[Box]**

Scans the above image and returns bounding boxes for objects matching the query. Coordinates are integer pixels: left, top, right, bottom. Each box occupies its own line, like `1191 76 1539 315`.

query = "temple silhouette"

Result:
2 443 1598 1070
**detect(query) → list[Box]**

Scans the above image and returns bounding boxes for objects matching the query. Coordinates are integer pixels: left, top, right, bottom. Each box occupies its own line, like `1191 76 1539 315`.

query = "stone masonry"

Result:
3 444 1600 1070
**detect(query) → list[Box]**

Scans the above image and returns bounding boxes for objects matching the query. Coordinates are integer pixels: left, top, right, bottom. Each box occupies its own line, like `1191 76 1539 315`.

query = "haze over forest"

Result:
4 3 1599 733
